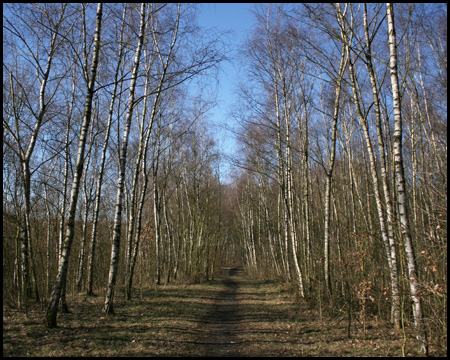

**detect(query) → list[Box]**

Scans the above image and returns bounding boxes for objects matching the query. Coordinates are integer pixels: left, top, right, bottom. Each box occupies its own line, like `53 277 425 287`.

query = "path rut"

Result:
196 266 243 356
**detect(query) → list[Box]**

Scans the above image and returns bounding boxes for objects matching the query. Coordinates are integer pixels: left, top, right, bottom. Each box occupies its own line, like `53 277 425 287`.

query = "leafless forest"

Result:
3 3 446 355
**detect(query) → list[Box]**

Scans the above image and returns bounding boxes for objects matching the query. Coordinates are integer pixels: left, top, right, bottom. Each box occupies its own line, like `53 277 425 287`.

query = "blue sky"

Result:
196 3 257 183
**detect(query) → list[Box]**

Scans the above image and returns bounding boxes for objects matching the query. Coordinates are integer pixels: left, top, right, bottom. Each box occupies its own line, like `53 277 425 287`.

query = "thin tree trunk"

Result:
283 87 305 298
19 212 31 305
76 132 94 292
57 75 75 310
153 135 162 286
46 3 103 328
335 4 403 332
302 110 312 292
16 49 57 304
163 188 173 284
386 3 427 353
86 5 127 297
125 4 180 293
125 73 152 300
323 42 347 296
104 3 146 315
44 184 52 298
348 52 401 330
124 81 149 294
19 28 60 306
363 4 401 330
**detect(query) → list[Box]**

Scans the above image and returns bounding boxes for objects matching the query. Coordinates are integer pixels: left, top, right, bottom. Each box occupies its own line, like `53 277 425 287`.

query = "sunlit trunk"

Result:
46 3 103 328
387 3 427 354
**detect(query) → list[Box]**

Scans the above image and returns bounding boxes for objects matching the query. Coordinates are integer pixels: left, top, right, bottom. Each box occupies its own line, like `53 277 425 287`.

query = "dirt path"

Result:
195 265 309 356
195 266 243 356
193 266 426 357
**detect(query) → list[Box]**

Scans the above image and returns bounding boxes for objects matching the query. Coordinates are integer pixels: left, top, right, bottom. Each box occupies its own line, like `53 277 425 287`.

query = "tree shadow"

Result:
194 266 244 356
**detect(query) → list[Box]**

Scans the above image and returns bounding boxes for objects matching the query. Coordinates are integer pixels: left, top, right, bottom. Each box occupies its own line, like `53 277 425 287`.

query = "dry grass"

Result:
3 268 442 357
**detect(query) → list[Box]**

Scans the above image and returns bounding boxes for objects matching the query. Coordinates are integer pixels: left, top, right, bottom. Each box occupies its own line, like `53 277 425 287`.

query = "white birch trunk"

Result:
386 3 427 353
46 3 103 328
363 4 401 330
86 7 126 296
104 3 146 315
323 42 347 296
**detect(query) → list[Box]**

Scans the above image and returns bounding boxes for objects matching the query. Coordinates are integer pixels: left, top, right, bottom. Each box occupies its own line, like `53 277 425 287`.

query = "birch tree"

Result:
362 3 401 331
104 3 146 315
86 4 128 296
3 3 70 306
301 3 348 296
334 2 402 332
386 3 427 353
322 40 347 297
45 3 103 329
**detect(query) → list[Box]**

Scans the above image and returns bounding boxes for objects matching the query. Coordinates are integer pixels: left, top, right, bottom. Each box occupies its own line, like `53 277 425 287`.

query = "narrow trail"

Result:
193 266 402 357
196 266 244 356
194 265 316 356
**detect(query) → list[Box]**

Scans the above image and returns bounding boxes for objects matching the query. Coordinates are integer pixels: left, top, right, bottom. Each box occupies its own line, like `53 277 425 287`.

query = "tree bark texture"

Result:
104 3 146 315
386 3 427 354
46 3 103 328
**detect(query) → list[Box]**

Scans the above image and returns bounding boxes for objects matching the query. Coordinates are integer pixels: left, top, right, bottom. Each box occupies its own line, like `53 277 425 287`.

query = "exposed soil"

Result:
195 266 243 356
3 266 441 357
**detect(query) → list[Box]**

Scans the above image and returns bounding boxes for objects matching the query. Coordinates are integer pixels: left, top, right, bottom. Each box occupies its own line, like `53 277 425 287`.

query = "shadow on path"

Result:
196 266 243 356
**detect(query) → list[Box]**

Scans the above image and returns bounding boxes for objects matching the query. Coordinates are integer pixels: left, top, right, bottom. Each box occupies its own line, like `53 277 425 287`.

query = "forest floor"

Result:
3 266 442 357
